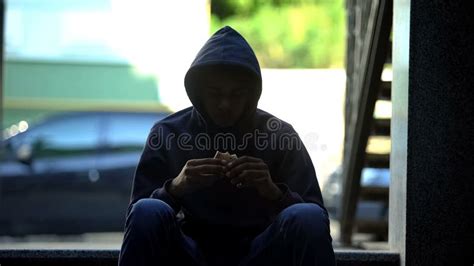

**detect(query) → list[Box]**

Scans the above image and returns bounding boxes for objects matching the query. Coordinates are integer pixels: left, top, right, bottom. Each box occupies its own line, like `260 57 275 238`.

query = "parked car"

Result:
322 166 390 221
0 111 169 236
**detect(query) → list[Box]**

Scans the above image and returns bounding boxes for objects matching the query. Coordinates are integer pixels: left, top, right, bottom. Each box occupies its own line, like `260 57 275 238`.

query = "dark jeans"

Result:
118 198 335 266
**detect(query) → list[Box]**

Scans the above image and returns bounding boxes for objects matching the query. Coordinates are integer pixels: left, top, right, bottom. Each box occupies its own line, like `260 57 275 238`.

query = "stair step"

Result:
364 153 390 168
0 249 400 266
356 219 388 236
371 118 391 136
378 81 391 101
360 187 389 201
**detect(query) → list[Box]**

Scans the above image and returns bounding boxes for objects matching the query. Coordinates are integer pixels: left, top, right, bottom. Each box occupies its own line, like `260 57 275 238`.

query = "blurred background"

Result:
0 0 391 249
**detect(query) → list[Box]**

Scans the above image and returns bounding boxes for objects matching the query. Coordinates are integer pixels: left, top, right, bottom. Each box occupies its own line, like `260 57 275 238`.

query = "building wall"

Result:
3 59 164 129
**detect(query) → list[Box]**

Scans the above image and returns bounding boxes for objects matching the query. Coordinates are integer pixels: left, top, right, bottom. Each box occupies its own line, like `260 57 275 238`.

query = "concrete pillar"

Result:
0 0 4 133
390 1 474 265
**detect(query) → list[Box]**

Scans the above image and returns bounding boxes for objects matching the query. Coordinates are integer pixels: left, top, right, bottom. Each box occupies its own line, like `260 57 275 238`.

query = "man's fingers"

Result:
230 170 267 186
227 162 267 178
186 173 221 184
227 156 261 169
240 177 268 188
185 165 225 187
185 164 226 177
183 156 270 189
187 158 226 166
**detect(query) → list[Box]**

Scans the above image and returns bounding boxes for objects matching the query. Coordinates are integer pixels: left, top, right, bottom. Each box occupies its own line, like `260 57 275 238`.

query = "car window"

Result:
14 114 101 158
0 142 10 161
104 113 163 152
361 168 390 186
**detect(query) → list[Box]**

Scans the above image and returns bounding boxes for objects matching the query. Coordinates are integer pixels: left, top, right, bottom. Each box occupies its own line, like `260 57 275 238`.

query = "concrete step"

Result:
0 249 399 266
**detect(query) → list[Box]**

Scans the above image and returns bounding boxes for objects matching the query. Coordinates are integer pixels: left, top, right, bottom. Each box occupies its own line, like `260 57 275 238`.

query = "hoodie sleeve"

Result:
129 123 181 214
270 127 326 216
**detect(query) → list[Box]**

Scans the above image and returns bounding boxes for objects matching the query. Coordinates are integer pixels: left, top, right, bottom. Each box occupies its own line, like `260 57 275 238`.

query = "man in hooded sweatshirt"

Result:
118 26 336 266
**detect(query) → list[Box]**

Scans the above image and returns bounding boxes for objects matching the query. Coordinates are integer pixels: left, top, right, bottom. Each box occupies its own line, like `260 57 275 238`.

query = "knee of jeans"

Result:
280 203 330 239
128 198 175 229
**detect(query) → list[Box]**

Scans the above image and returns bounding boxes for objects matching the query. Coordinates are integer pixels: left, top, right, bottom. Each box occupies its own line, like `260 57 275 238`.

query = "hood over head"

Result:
184 26 262 131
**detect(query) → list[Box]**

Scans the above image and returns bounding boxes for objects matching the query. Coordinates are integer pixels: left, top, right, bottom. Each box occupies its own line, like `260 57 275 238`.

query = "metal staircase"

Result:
340 0 393 246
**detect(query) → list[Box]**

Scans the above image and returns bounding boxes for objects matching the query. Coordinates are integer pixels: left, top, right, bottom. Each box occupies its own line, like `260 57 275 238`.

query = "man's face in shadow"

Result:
197 66 256 127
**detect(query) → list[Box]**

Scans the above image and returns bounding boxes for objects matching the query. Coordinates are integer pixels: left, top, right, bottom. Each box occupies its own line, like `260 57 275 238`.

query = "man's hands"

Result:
169 156 283 201
226 156 283 201
169 158 226 198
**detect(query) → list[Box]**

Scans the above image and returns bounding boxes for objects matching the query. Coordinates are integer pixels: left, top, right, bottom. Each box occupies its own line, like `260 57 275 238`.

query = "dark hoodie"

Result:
129 26 325 236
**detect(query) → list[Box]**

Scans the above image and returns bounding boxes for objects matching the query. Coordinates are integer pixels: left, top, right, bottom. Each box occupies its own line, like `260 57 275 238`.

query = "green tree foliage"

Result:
211 0 346 68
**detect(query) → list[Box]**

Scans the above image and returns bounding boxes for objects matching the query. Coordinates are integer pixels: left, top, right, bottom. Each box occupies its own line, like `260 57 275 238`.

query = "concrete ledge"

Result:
335 250 399 266
0 249 118 266
0 249 399 266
